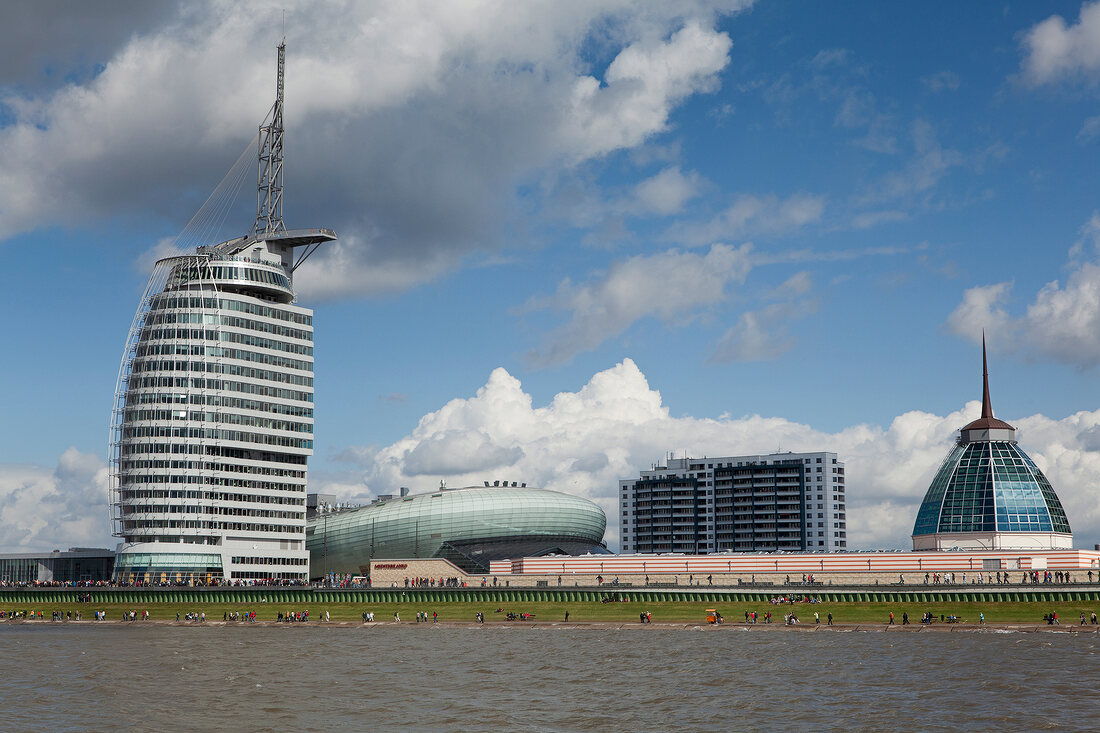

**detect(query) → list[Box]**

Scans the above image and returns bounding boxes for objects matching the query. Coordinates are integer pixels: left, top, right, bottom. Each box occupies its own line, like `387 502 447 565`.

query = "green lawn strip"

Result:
8 600 1098 625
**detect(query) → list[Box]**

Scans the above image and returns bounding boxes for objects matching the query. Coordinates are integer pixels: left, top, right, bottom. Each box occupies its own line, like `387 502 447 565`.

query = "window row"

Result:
128 376 311 403
231 556 308 566
119 442 307 465
145 311 312 341
148 294 308 323
139 327 313 356
119 488 304 504
125 392 312 418
170 264 291 291
130 359 313 387
117 458 305 479
121 425 313 450
135 344 312 372
120 519 302 533
150 295 311 325
117 474 306 493
119 505 303 520
123 408 312 434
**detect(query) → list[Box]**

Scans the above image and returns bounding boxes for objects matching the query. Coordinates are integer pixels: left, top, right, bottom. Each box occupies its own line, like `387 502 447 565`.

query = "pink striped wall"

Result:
488 549 1100 575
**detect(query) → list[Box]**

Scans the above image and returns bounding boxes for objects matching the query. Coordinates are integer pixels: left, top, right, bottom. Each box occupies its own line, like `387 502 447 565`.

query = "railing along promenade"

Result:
3 582 1100 605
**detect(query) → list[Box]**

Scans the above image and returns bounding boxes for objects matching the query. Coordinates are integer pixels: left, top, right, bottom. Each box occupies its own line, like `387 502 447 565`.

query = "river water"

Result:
2 624 1096 731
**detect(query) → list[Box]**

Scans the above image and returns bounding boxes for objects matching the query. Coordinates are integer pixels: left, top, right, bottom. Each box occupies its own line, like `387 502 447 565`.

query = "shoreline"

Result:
5 618 1098 632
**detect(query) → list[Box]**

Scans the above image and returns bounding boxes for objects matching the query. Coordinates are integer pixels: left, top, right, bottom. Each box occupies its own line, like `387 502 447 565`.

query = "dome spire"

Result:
960 330 1014 438
981 330 994 419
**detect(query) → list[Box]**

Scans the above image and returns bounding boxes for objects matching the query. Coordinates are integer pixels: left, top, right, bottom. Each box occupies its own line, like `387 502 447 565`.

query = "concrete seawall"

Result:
4 585 1100 605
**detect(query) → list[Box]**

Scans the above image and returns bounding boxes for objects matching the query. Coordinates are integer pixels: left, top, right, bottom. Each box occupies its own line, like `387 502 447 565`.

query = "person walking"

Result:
827 612 833 625
889 612 895 625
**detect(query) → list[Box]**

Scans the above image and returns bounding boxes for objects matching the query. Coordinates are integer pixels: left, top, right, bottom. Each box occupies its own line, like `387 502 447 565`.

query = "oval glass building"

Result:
307 485 608 576
912 341 1072 551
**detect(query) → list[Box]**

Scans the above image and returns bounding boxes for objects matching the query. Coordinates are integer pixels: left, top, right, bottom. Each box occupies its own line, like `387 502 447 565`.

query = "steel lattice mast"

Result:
254 39 286 237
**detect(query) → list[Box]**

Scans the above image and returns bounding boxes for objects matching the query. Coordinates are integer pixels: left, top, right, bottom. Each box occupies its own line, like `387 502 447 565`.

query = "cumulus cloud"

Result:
0 1 749 301
523 242 753 366
0 448 113 552
404 431 526 476
1019 1 1100 86
946 282 1013 339
948 213 1100 368
332 359 1100 550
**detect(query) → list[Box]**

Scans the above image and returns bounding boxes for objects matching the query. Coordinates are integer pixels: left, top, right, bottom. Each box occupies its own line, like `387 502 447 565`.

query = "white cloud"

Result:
946 281 1013 340
1019 1 1100 86
0 448 113 553
0 1 749 300
948 213 1100 369
1076 115 1100 142
404 431 526 476
630 166 703 216
559 20 734 163
863 119 962 204
851 210 908 230
709 272 817 362
523 242 753 366
667 192 825 246
334 359 1100 550
921 70 960 93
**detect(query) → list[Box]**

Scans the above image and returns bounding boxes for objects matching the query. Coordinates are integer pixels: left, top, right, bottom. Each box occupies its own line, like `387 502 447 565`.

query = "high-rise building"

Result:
912 339 1072 551
619 451 847 554
109 41 336 583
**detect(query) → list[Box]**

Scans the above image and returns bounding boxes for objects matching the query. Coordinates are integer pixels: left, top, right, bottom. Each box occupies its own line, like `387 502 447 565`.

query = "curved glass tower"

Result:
307 485 608 577
110 41 336 583
912 340 1072 551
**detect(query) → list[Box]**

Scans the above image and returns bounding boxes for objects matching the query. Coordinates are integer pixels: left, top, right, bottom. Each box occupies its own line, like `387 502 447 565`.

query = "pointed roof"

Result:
962 333 1014 432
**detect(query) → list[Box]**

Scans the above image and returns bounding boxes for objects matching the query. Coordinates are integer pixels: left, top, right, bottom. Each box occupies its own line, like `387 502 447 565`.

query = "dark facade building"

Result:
0 548 115 585
621 452 846 554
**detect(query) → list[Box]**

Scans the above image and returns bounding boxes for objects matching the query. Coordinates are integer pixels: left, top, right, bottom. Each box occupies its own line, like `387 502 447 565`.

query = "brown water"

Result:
3 625 1097 732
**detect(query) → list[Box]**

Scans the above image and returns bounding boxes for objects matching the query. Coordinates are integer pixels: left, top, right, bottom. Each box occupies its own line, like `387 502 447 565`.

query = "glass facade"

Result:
0 552 115 584
913 441 1071 537
307 487 607 576
112 253 325 582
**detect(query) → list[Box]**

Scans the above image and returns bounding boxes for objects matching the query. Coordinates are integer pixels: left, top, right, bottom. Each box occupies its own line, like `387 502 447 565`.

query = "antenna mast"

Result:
253 39 286 237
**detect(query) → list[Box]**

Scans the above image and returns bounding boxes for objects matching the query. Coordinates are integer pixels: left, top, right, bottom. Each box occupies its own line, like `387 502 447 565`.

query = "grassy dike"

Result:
7 600 1100 625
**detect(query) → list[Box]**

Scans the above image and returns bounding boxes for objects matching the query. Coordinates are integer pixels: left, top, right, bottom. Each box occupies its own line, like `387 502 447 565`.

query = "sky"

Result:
2 0 1100 554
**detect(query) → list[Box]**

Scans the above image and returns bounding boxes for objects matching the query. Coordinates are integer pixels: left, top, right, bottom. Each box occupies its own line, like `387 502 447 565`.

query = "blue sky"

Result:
2 1 1100 552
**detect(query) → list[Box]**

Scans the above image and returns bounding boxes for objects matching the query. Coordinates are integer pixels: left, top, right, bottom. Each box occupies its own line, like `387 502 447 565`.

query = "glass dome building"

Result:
307 484 608 577
912 342 1072 551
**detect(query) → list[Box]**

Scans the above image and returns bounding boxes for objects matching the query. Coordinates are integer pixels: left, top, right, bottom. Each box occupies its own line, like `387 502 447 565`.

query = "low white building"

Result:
620 452 847 554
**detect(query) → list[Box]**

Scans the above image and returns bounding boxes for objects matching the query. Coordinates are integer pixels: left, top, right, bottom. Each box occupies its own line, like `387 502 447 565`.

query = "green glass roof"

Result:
913 440 1071 536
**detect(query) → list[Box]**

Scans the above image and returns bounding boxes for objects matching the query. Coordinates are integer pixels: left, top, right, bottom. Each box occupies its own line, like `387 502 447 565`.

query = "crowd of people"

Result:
769 595 822 604
923 570 1085 585
403 576 466 588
